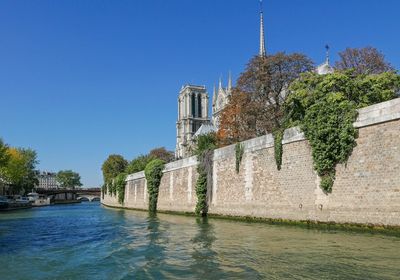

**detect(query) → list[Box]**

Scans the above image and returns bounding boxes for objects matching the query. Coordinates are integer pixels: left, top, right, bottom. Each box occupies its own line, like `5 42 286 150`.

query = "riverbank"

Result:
102 99 400 229
101 202 400 236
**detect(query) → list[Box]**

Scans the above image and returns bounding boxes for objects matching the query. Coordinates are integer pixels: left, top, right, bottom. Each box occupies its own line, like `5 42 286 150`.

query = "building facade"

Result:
175 85 210 159
37 171 59 190
212 74 232 129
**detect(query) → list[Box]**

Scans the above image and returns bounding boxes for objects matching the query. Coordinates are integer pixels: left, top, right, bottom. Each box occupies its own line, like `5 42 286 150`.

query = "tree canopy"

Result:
218 52 314 146
335 47 394 75
0 139 10 168
56 170 82 189
0 147 39 193
101 154 128 184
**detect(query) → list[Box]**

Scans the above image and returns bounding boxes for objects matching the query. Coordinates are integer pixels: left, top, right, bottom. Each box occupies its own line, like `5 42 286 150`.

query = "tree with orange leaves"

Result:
217 53 314 146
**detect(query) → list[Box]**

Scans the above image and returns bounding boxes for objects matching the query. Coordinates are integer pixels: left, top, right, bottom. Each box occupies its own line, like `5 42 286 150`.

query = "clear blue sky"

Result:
1 0 399 187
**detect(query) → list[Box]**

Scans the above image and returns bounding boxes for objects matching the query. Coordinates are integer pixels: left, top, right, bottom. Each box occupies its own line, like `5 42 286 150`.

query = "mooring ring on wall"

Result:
318 204 323 210
299 203 303 209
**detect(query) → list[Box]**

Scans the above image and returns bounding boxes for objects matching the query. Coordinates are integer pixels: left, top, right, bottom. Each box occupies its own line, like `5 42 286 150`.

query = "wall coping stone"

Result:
354 98 400 128
126 171 145 181
163 155 198 172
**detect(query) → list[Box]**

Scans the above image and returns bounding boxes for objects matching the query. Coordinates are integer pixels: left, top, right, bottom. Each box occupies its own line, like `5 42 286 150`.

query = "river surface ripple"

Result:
0 203 399 280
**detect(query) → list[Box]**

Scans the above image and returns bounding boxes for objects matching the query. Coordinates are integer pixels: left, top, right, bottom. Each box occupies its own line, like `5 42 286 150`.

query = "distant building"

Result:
37 171 59 190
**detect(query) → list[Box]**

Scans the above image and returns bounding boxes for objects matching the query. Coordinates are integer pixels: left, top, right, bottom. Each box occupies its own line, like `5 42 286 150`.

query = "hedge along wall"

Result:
102 98 400 227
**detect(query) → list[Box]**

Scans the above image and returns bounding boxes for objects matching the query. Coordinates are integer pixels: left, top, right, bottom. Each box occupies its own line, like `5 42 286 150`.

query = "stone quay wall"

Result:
102 98 400 227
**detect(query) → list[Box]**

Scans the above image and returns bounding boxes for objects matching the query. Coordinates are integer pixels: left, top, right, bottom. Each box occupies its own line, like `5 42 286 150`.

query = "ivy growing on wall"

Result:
194 133 217 216
235 142 244 173
302 100 358 192
114 173 127 204
108 180 116 196
144 159 165 213
285 71 400 192
101 184 107 199
273 129 284 171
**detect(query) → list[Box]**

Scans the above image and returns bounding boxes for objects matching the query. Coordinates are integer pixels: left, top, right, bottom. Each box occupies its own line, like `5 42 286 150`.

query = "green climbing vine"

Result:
194 133 217 216
114 173 127 204
144 159 165 213
284 71 400 192
273 129 284 170
108 180 116 196
235 142 244 173
101 184 107 199
301 100 358 192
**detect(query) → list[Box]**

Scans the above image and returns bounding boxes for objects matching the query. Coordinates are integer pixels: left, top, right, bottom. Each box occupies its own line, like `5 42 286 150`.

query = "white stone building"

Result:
37 171 59 190
175 85 210 159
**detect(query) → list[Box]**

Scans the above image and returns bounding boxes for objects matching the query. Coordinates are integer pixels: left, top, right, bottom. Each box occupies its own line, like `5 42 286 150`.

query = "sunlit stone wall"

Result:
102 98 400 227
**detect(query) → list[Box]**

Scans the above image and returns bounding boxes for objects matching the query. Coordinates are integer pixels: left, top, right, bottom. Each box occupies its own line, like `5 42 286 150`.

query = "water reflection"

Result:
0 204 399 280
190 217 220 277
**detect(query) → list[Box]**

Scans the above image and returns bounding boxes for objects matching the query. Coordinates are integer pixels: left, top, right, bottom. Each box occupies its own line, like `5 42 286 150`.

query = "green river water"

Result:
0 202 399 279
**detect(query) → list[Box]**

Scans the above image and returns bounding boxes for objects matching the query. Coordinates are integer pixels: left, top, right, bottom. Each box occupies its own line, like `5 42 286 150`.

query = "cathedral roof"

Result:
316 62 334 75
193 123 216 138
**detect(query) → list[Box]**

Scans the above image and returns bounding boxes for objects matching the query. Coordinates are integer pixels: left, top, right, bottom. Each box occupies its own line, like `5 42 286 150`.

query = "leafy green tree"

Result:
56 170 82 189
148 147 174 163
101 154 128 184
1 148 39 194
125 147 174 175
0 139 10 168
125 154 153 174
194 133 217 155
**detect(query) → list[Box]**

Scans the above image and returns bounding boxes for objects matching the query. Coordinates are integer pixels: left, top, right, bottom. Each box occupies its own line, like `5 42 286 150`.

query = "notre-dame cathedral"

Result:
175 2 333 159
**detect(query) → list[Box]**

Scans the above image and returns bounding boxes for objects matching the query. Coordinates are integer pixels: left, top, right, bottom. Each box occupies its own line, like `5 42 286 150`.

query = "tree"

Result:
101 154 128 184
218 52 314 145
335 47 394 75
0 139 10 168
1 148 39 194
148 147 174 163
56 170 82 189
125 154 153 174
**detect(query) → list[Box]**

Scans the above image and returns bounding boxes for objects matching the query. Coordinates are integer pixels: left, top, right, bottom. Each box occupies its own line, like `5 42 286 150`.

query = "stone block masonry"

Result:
102 98 400 227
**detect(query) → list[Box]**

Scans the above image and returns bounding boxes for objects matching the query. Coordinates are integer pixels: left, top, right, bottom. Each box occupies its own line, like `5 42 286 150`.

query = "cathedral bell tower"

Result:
175 85 209 159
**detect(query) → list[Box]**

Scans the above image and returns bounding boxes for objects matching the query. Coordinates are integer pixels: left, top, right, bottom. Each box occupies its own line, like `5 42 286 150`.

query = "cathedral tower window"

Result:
197 94 202 118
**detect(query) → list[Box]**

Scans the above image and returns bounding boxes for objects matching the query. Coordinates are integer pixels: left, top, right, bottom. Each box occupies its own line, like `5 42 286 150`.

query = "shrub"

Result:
194 133 216 216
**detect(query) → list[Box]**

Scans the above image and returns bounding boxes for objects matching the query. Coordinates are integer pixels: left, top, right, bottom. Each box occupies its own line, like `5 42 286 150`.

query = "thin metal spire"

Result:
325 44 330 65
259 0 266 57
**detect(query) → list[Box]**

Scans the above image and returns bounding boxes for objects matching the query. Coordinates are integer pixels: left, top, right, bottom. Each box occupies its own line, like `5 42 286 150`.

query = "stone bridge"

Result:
36 188 101 202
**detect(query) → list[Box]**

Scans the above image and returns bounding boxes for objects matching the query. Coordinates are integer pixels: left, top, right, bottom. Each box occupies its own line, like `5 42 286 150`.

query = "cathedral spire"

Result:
218 76 222 91
228 71 232 91
259 0 266 57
